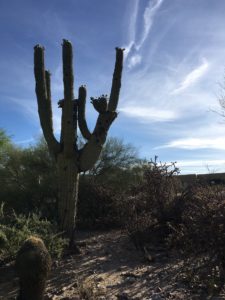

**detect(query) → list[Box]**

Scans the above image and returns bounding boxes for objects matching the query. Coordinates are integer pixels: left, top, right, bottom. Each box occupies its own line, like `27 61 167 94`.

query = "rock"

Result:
61 297 80 300
96 276 104 282
52 260 60 268
116 292 130 300
150 294 163 300
124 277 136 284
121 272 138 278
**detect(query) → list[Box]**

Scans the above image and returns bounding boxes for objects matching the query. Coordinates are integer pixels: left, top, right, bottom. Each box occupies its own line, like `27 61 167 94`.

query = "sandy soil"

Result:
1 230 225 300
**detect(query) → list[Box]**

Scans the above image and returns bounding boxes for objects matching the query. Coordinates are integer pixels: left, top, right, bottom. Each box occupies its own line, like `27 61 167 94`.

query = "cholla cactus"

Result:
16 236 51 300
34 40 124 240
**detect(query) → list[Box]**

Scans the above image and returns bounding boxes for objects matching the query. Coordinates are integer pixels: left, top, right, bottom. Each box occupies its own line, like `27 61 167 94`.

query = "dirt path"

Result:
1 230 225 299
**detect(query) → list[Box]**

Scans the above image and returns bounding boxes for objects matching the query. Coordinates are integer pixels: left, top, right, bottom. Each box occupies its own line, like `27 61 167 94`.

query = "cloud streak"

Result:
136 0 164 50
176 159 225 174
15 137 35 145
171 58 209 95
119 105 178 122
123 0 139 61
8 96 62 135
156 137 225 150
127 54 142 69
177 159 225 168
125 0 164 68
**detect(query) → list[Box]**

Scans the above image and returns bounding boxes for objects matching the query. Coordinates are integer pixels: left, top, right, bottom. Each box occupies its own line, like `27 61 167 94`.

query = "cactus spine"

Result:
34 40 124 240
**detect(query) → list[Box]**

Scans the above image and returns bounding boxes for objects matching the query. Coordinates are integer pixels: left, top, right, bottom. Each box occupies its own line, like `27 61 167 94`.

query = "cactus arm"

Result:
78 136 102 172
77 86 91 140
61 39 76 156
108 48 124 112
78 47 124 172
45 70 51 101
34 45 60 156
93 111 117 143
78 111 117 172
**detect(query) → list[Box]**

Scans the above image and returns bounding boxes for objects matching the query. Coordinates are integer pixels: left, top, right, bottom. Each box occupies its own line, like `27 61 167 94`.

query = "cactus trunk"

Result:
34 40 124 242
57 154 79 238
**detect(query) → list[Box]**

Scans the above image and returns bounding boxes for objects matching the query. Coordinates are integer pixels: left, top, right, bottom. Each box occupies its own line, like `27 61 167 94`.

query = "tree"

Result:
0 129 12 167
34 40 124 242
0 137 57 216
89 137 139 177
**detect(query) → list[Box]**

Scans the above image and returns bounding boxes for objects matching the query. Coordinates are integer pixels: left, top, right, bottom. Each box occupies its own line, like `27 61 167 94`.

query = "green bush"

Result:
0 137 58 221
0 230 7 248
0 203 68 263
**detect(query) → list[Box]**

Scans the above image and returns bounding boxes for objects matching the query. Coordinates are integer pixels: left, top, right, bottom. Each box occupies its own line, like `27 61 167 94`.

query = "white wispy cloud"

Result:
51 64 64 95
124 42 135 62
123 0 139 60
15 138 35 145
8 96 38 119
119 106 178 122
128 54 142 69
177 159 225 168
124 0 163 68
156 137 225 150
171 58 209 95
128 0 140 42
8 96 62 135
136 0 164 50
176 159 225 174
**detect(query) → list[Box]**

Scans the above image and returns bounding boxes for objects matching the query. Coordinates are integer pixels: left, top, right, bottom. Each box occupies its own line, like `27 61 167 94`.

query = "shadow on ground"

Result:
1 230 224 299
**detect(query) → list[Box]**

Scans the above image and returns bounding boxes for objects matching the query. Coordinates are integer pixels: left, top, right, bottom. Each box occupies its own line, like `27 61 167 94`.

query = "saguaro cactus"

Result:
34 40 124 240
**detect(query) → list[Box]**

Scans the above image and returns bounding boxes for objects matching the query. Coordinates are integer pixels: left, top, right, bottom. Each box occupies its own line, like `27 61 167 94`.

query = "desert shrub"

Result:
168 184 225 250
120 160 225 293
142 157 181 223
167 183 225 292
77 177 121 229
120 157 182 250
0 203 68 263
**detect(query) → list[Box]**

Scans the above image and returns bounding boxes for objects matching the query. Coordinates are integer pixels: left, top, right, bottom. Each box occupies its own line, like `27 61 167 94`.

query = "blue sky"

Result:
1 0 225 174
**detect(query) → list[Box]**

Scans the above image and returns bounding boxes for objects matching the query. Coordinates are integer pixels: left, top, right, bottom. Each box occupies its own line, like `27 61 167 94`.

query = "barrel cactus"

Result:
16 236 51 300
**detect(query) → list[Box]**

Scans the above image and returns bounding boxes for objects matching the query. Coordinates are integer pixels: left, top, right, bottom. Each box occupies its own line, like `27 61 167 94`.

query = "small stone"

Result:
96 276 104 282
150 294 163 300
124 277 136 284
116 292 130 300
61 297 80 300
52 260 60 268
